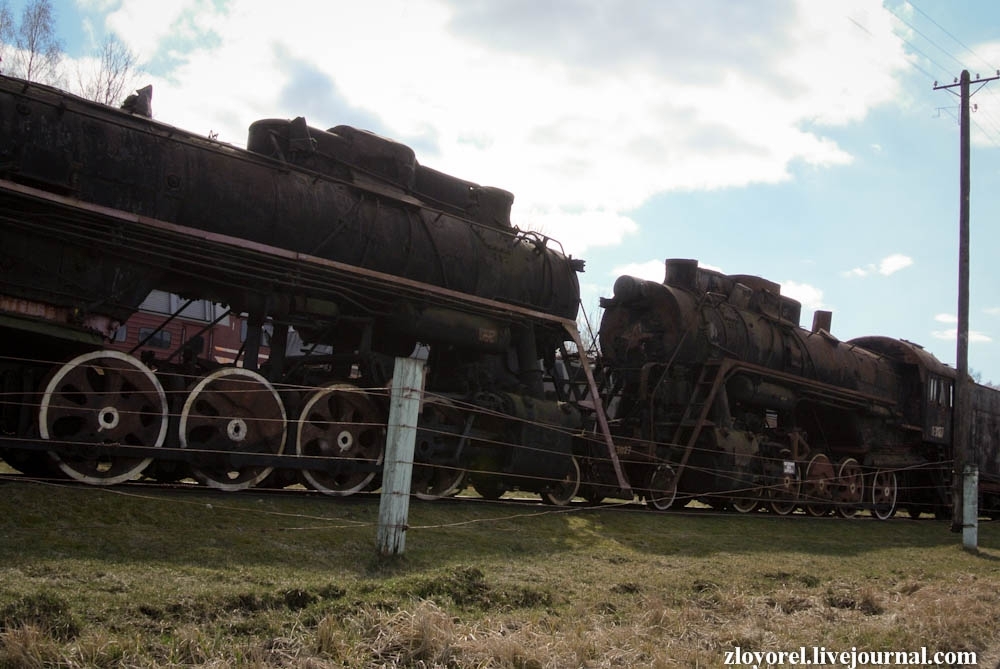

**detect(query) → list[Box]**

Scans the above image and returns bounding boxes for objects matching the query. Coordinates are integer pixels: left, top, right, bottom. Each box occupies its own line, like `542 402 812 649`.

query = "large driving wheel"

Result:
412 397 467 500
802 453 835 517
871 469 898 520
542 456 581 506
730 486 761 513
835 457 863 518
769 461 801 516
180 368 286 491
297 384 385 496
39 351 167 485
645 464 678 511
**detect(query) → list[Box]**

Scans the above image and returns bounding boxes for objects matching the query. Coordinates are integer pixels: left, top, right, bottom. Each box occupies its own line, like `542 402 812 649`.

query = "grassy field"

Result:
0 477 998 668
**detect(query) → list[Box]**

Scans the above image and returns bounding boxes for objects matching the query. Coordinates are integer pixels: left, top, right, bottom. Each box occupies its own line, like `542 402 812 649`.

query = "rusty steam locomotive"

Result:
599 261 1000 518
0 73 997 518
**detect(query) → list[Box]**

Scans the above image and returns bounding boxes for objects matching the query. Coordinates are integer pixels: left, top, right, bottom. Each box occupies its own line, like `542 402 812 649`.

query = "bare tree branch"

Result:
76 33 139 105
0 2 14 72
9 0 62 85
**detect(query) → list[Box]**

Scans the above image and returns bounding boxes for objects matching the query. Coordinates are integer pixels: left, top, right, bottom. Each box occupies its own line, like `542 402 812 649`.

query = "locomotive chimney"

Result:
811 310 833 334
664 259 698 290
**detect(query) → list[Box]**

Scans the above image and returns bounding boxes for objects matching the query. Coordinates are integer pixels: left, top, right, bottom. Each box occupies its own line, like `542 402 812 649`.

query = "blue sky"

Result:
22 0 1000 382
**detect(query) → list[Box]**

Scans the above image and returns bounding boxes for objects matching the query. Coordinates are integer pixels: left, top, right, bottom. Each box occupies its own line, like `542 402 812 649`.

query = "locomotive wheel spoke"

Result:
871 469 898 520
835 457 864 518
180 368 287 491
803 453 835 517
645 464 678 511
297 384 384 496
412 397 468 500
542 456 581 506
39 350 167 485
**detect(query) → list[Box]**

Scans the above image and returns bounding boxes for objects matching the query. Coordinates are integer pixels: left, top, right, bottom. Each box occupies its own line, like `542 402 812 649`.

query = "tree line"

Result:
0 0 139 106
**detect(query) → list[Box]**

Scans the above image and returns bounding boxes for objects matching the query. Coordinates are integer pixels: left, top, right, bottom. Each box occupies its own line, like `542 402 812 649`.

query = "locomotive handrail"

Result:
662 357 902 486
727 360 900 410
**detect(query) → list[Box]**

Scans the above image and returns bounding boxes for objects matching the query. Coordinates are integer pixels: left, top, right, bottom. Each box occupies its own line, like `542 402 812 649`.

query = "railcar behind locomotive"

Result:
598 258 1000 517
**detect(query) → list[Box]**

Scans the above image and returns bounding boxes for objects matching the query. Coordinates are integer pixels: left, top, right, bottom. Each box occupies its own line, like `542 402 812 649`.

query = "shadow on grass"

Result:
0 479 995 573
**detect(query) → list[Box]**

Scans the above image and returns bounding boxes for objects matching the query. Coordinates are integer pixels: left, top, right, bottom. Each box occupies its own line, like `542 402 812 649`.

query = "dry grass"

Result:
0 478 998 667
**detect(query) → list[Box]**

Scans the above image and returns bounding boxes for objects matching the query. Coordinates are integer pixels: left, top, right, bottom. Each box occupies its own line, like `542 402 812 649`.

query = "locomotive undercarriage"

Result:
607 359 945 520
0 339 597 505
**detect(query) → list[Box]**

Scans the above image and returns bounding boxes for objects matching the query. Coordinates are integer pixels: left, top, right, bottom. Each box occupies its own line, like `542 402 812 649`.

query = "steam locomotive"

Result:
0 73 996 518
0 73 613 502
598 259 1000 518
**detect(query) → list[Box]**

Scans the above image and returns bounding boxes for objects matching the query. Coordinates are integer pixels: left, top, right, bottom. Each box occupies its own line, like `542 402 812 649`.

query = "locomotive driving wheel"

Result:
871 469 898 520
39 350 167 485
542 455 581 506
730 487 761 513
645 464 678 511
411 397 467 500
180 368 287 491
834 457 863 518
802 453 835 517
768 460 801 516
297 384 384 496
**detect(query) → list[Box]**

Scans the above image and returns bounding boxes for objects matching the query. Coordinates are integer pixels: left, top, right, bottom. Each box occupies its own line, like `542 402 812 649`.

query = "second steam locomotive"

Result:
0 74 996 519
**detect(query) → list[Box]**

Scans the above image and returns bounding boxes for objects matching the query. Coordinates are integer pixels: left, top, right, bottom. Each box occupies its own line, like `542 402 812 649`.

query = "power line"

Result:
884 3 965 76
907 0 999 73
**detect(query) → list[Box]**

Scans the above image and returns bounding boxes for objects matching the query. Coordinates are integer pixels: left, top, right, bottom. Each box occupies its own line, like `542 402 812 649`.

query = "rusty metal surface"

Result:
0 75 581 337
597 259 964 503
971 382 1000 484
0 297 118 336
600 264 903 405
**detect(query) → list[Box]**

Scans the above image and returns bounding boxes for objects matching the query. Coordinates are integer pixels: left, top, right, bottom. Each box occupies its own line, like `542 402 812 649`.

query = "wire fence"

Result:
0 351 962 521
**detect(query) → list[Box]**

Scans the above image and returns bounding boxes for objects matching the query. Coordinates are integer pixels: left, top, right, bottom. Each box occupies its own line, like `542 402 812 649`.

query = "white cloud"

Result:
931 329 993 343
781 281 825 311
932 314 993 344
877 254 913 275
985 307 1000 316
843 253 913 277
70 0 911 256
611 260 668 283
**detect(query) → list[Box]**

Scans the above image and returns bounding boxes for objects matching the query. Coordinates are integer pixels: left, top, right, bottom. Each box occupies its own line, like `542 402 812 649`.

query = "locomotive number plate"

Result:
783 461 796 475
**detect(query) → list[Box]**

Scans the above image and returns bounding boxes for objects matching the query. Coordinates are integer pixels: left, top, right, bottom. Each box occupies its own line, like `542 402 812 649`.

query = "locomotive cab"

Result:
849 336 954 445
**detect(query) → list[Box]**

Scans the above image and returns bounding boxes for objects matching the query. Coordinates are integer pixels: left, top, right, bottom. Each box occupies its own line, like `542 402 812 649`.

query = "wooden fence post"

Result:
376 356 425 556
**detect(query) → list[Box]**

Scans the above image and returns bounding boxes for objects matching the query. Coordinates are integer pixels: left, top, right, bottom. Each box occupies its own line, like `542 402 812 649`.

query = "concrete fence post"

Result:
963 464 979 552
376 356 426 556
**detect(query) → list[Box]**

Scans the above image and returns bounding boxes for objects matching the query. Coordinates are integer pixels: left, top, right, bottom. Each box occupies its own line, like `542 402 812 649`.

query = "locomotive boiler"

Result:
599 258 967 518
0 74 615 502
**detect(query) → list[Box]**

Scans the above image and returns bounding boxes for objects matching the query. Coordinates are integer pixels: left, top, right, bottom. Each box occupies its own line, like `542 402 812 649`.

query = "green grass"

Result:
1 478 999 667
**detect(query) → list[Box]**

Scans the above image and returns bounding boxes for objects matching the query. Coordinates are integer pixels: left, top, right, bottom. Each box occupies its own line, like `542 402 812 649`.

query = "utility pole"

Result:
934 69 999 550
